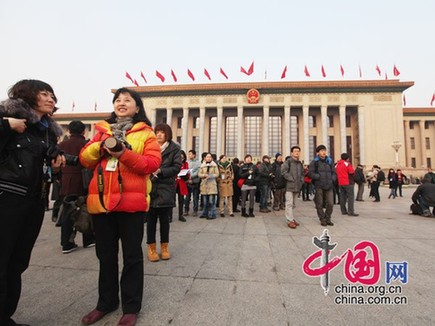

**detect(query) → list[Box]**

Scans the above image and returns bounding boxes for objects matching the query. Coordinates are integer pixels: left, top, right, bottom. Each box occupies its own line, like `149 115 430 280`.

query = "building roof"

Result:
115 79 414 97
403 107 435 116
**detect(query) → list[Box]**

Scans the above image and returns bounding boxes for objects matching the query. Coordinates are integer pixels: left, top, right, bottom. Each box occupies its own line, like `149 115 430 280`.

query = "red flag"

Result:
280 65 287 79
393 65 400 77
171 69 178 82
321 65 326 78
359 65 362 78
403 94 406 107
125 71 134 83
94 102 97 112
155 70 165 82
133 79 139 87
304 65 310 77
375 65 381 76
431 93 435 106
187 69 195 81
247 61 254 75
140 71 147 84
340 65 344 77
204 68 211 80
220 67 228 79
385 72 388 80
240 65 248 75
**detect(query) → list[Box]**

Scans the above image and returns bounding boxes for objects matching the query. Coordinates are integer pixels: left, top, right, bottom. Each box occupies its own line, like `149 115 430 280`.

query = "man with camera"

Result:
58 120 95 253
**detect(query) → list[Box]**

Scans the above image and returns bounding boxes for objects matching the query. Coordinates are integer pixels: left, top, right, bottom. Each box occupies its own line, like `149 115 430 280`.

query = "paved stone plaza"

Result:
14 186 435 326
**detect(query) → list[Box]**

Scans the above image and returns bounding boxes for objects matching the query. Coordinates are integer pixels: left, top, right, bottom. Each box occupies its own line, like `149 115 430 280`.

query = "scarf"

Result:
110 117 134 141
160 141 169 153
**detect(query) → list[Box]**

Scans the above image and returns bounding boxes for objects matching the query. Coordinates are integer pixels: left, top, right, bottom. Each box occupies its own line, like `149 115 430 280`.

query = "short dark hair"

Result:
68 120 86 134
108 88 152 126
244 154 252 160
291 146 301 153
233 157 239 164
154 123 173 141
8 79 57 107
189 149 196 156
341 153 350 160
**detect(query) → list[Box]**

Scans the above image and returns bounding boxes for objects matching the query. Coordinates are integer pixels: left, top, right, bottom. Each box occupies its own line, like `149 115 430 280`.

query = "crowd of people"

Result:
1 79 434 326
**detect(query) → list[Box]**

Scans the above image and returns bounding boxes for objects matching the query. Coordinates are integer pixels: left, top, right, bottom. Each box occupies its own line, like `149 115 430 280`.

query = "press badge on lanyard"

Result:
106 157 118 171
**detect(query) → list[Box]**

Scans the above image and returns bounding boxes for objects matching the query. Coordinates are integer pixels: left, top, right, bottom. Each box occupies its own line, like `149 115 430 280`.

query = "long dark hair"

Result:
106 88 152 126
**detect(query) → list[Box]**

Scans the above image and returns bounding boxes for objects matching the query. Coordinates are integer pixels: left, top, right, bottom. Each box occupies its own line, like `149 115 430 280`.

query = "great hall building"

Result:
55 80 434 174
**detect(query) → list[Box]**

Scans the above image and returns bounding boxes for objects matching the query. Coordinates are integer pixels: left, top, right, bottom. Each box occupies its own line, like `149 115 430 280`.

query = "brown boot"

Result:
161 242 171 260
147 243 159 262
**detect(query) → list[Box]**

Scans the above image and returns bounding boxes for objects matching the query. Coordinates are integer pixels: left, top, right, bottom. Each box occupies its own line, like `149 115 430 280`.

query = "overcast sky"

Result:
1 0 434 112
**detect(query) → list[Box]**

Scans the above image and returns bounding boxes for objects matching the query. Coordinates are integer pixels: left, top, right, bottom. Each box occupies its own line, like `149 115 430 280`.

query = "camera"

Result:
104 136 132 152
46 145 79 166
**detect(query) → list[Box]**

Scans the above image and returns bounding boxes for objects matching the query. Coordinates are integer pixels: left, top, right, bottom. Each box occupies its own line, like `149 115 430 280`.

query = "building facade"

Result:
54 79 435 172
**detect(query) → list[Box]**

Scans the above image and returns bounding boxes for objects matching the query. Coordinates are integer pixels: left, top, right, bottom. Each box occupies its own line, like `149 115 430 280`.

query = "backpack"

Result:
62 195 93 234
377 170 386 182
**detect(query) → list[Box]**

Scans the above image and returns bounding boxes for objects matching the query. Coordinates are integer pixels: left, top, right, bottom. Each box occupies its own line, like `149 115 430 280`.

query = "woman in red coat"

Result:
176 150 189 222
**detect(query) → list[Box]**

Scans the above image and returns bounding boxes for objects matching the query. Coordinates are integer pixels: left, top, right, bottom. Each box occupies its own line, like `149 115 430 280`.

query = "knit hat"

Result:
316 145 327 152
275 152 282 159
262 155 270 160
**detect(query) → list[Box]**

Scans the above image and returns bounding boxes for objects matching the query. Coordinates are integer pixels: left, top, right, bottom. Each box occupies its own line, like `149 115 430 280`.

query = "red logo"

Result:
247 88 260 104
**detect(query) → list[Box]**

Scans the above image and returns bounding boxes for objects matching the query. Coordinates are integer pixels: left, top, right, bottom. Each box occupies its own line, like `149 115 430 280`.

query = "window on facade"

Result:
225 117 237 157
309 136 317 160
209 117 217 154
192 136 199 154
176 136 181 145
427 158 432 168
290 116 299 146
345 115 351 128
177 117 182 129
424 121 430 129
328 136 335 162
309 115 316 128
411 158 416 168
327 115 334 128
409 121 414 129
244 116 262 157
269 116 282 156
193 117 199 129
410 137 415 150
426 137 430 150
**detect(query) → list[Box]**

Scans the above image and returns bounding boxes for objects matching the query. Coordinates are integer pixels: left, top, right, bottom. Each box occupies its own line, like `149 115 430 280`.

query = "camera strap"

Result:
97 160 123 213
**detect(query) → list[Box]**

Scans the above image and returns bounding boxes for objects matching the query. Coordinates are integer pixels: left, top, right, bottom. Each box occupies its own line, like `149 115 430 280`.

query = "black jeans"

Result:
92 212 145 314
147 207 171 244
60 201 95 248
0 192 45 326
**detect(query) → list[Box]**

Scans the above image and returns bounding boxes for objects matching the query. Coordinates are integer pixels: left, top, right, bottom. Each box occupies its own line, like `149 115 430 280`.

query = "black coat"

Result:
308 156 337 190
149 141 181 208
0 99 62 198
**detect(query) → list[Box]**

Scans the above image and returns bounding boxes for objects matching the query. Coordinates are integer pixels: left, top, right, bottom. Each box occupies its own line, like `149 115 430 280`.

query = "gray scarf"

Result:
110 117 134 141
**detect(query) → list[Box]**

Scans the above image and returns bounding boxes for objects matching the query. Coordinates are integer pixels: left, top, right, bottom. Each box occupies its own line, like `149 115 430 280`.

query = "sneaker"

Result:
84 242 96 248
220 213 225 217
229 213 234 217
62 243 78 254
326 220 334 226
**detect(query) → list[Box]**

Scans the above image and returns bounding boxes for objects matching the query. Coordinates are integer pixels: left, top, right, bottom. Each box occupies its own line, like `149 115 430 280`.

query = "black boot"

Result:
241 208 249 217
248 208 255 217
326 218 334 226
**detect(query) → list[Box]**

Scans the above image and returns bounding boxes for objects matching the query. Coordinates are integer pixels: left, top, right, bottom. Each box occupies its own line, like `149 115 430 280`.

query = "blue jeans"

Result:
259 184 271 209
185 183 200 212
202 194 217 218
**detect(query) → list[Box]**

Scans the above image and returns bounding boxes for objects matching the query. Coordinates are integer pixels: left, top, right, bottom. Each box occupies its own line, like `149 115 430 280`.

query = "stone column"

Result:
303 105 309 163
284 105 291 157
321 105 328 146
403 120 410 167
339 105 347 154
166 108 173 129
263 106 270 155
199 107 205 155
357 106 365 165
237 106 244 158
181 107 189 152
150 108 157 128
217 106 223 157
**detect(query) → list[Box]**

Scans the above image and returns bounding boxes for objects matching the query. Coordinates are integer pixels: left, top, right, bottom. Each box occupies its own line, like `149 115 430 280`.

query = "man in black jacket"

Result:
412 178 435 217
354 164 366 201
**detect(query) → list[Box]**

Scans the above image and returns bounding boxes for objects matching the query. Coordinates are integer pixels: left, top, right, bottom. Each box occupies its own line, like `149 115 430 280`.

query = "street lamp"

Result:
391 141 402 167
